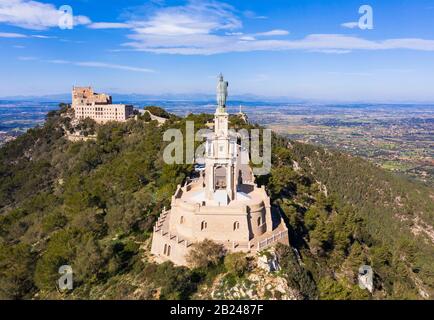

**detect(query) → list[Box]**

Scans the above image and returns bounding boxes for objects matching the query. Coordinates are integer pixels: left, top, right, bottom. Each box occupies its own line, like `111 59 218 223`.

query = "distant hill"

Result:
0 93 305 103
0 94 70 102
0 106 432 299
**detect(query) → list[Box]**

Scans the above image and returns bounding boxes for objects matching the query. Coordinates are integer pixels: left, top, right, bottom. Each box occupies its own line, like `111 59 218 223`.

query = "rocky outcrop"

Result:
198 248 303 300
257 249 280 272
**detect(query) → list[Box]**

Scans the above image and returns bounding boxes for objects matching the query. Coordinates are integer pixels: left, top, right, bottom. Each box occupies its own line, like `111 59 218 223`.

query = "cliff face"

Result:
0 106 433 300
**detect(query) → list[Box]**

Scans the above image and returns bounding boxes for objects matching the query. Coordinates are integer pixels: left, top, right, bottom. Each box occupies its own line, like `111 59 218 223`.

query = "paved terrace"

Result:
153 208 288 252
154 177 289 252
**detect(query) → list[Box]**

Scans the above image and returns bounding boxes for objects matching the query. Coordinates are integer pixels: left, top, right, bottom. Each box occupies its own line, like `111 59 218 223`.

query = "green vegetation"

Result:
0 243 36 299
144 106 173 119
142 261 201 300
0 105 433 300
0 107 192 298
275 243 317 299
142 112 152 122
224 253 251 277
282 139 434 299
186 239 226 269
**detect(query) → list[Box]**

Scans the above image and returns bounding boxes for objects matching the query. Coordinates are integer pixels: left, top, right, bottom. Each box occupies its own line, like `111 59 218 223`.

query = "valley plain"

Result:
246 104 434 187
1 101 432 186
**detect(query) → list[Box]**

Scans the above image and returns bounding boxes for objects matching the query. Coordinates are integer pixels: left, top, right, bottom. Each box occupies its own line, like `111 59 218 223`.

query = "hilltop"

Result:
0 105 433 299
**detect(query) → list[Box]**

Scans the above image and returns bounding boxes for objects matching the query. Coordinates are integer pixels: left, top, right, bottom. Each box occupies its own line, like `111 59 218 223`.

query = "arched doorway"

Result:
214 165 227 189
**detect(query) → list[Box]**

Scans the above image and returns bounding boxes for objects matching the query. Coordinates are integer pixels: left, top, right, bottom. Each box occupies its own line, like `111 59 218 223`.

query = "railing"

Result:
153 208 192 248
173 185 183 199
153 209 170 233
235 242 250 249
154 228 191 248
153 208 287 252
229 240 252 250
257 230 288 251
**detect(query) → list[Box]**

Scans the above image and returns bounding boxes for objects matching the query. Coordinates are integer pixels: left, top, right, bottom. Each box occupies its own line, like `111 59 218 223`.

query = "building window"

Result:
180 216 185 224
163 244 171 256
257 217 262 226
201 221 207 230
233 221 240 230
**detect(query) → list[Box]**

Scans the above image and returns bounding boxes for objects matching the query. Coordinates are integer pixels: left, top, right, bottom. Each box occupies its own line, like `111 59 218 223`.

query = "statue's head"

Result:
218 73 224 82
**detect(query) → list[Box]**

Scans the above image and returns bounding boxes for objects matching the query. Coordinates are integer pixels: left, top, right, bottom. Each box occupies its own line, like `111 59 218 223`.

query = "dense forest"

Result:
0 105 433 299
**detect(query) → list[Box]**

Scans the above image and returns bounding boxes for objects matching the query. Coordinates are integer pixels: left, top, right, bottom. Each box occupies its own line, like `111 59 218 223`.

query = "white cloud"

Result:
310 49 352 54
88 22 132 29
327 71 373 76
45 59 69 64
0 31 27 37
129 0 241 36
124 31 434 55
0 31 56 38
18 56 36 60
88 0 242 47
0 0 90 30
255 29 289 36
341 22 359 29
226 32 243 36
115 1 434 55
75 61 154 73
32 34 56 38
18 56 155 73
243 10 267 20
239 36 255 41
10 0 426 57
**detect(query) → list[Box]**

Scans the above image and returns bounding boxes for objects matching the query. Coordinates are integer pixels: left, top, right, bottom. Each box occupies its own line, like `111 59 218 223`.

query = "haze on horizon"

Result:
1 0 434 103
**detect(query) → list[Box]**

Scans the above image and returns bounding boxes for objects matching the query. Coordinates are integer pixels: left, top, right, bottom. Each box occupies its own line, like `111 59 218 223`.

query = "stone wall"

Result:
72 86 112 106
74 104 134 123
151 229 191 266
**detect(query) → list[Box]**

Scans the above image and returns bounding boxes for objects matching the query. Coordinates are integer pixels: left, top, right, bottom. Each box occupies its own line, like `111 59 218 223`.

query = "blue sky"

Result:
1 0 434 102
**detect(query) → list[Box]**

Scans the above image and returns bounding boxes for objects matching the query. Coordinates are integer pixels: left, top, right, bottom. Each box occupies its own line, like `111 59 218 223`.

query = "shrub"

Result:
318 277 351 300
144 106 171 119
34 229 77 291
144 262 201 299
104 239 140 275
73 236 104 284
275 243 317 299
224 253 250 277
0 243 36 299
143 112 152 122
42 210 67 233
186 239 226 269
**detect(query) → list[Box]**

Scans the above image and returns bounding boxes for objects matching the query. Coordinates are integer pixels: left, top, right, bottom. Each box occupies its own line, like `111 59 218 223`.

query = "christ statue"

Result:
217 74 228 108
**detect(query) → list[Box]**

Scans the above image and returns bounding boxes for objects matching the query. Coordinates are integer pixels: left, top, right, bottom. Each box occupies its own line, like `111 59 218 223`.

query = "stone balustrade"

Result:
257 230 288 251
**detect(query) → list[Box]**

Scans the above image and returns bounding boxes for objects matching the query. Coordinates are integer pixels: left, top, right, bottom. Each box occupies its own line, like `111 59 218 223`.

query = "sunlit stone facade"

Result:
151 75 289 266
72 87 133 123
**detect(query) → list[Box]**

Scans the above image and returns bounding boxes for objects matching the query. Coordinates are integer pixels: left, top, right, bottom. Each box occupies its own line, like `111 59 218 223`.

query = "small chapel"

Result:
151 75 289 266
